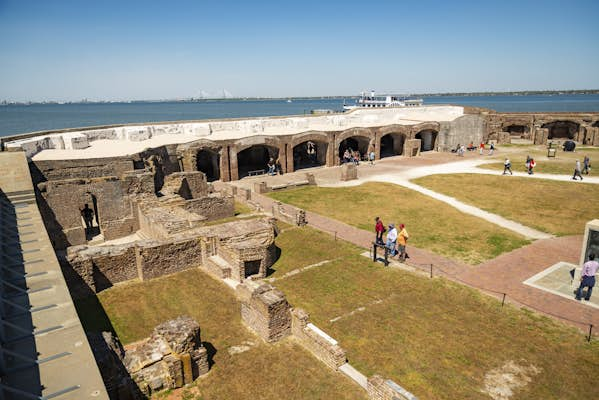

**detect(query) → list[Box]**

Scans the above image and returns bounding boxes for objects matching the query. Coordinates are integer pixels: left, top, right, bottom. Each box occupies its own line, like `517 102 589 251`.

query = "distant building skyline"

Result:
1 0 598 102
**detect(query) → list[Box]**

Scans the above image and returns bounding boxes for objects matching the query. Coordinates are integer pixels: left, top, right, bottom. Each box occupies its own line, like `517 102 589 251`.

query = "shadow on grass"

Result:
202 341 217 369
74 295 116 334
266 244 283 277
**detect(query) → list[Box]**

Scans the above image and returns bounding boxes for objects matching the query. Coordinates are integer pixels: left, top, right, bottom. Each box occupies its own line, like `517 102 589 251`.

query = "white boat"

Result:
343 90 423 110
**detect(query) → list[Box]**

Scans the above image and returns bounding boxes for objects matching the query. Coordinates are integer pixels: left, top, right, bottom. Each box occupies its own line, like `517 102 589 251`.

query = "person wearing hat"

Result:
386 223 398 256
397 224 410 262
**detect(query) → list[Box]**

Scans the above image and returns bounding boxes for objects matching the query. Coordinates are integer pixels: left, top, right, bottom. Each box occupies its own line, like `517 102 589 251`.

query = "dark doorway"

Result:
293 141 327 170
339 136 370 162
196 149 220 182
543 121 579 139
82 193 101 241
504 125 529 138
380 133 405 158
415 130 438 151
244 260 261 278
237 145 279 178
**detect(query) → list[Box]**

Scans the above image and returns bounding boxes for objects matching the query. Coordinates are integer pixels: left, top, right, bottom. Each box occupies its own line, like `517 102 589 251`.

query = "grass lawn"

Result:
414 173 599 236
268 226 359 278
268 183 530 265
75 269 365 400
480 145 599 175
273 227 599 400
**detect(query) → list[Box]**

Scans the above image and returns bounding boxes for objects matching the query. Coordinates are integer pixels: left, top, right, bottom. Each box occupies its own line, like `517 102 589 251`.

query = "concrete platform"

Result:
0 152 108 400
524 261 599 310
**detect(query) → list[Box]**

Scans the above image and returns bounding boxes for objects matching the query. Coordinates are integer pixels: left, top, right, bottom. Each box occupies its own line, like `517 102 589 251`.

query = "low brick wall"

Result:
291 308 346 370
367 375 418 400
181 194 234 222
137 238 203 280
65 237 203 298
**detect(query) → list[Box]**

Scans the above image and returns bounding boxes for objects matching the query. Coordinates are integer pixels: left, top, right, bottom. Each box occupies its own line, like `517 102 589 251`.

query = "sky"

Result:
1 0 598 101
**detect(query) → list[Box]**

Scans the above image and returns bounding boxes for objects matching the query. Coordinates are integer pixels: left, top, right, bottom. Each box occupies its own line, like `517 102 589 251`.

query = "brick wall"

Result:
291 308 346 370
367 375 418 400
237 282 291 342
137 238 203 281
181 194 234 222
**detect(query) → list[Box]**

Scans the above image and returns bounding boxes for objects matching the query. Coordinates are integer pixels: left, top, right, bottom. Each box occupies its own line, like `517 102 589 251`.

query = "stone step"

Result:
206 255 232 279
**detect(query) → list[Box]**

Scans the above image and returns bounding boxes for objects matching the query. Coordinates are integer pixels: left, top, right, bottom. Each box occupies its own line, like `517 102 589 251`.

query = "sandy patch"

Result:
481 360 541 400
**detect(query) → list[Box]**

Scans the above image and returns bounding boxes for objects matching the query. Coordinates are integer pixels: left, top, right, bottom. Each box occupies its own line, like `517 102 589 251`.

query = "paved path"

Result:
234 152 599 333
458 235 599 330
248 188 598 333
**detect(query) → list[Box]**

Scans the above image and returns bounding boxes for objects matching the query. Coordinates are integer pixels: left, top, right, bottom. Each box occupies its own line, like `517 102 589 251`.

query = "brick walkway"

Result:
457 236 599 330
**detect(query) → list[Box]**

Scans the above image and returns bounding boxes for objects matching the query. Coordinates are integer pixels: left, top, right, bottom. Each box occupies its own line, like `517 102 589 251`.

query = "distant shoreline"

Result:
2 90 599 106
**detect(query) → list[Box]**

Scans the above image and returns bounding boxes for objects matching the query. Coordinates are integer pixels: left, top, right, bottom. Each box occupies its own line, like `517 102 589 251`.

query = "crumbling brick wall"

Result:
124 317 209 396
291 308 346 370
38 176 134 249
237 282 291 342
30 158 135 183
181 194 234 222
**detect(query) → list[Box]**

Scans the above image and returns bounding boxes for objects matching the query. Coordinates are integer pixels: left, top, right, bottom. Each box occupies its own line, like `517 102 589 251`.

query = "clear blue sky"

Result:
1 0 598 101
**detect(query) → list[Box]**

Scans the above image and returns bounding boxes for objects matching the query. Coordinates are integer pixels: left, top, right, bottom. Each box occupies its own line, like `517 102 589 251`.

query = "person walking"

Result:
582 155 591 175
572 159 583 180
502 158 513 175
397 224 409 262
575 254 599 301
374 217 385 245
525 155 535 175
386 223 398 257
479 142 485 155
488 142 495 155
368 145 376 165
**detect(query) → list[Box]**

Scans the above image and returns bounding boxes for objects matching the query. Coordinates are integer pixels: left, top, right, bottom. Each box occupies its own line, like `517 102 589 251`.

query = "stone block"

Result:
253 181 268 194
340 163 358 181
63 132 90 150
124 127 152 141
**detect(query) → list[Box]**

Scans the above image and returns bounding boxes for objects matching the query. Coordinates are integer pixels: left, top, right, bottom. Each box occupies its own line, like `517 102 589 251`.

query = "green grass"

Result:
76 269 365 400
272 227 599 400
268 226 359 278
414 173 599 236
268 183 529 265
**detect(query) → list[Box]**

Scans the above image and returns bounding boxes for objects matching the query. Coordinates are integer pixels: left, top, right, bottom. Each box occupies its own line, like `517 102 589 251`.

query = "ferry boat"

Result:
343 90 423 110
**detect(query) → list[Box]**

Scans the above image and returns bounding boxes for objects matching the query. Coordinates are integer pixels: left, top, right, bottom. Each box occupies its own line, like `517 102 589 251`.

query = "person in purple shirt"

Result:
575 253 599 301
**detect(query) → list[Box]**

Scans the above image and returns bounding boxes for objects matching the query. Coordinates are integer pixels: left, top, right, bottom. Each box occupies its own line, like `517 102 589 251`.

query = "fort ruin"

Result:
2 105 599 399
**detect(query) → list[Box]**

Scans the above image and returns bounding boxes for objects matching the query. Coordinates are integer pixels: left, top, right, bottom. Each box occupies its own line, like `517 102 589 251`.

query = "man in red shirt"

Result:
375 217 385 245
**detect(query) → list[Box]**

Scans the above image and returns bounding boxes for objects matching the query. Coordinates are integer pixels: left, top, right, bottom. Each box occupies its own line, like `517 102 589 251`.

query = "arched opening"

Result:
293 140 328 170
543 121 580 140
380 133 405 158
504 124 529 138
196 149 220 182
415 129 438 152
339 136 370 162
237 145 279 178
